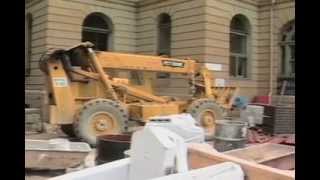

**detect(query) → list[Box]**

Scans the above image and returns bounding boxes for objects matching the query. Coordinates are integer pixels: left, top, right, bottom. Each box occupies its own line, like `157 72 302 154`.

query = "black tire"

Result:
187 98 224 140
60 124 76 137
73 99 129 146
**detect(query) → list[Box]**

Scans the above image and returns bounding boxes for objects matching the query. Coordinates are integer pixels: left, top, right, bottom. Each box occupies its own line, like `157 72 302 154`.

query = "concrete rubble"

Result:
25 139 91 170
247 128 295 145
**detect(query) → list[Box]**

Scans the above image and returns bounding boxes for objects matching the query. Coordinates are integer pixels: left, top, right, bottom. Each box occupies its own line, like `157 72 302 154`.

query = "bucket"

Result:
96 134 131 165
213 120 248 152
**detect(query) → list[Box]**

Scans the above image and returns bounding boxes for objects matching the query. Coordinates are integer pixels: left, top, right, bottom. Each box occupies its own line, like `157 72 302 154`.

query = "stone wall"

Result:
25 0 295 100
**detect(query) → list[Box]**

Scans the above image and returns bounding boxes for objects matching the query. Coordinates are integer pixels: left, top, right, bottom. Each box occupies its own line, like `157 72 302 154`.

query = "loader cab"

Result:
63 47 155 95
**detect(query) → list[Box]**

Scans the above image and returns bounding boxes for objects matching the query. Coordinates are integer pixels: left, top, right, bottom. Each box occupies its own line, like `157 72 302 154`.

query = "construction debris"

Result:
49 126 245 180
25 110 295 180
25 139 91 170
47 124 295 180
248 128 295 145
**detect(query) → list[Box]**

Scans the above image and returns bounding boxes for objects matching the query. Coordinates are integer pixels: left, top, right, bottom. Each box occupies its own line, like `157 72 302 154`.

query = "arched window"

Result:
25 13 32 76
82 13 112 51
157 13 171 56
229 14 250 78
280 20 295 77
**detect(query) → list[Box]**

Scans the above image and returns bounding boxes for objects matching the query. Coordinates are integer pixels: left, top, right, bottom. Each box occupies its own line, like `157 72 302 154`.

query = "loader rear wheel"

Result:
73 99 129 146
187 99 223 140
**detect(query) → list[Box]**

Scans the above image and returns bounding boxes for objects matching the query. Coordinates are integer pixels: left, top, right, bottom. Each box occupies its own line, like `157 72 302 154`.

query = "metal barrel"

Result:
213 120 248 152
96 134 131 165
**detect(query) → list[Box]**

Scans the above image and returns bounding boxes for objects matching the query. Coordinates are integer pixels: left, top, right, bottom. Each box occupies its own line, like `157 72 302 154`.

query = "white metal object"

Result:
49 126 188 180
49 159 244 180
147 113 205 143
240 105 264 126
49 158 130 180
151 162 244 180
128 126 188 180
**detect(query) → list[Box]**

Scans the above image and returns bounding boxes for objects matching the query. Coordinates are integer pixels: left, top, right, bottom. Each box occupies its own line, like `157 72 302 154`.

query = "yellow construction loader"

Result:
40 42 238 145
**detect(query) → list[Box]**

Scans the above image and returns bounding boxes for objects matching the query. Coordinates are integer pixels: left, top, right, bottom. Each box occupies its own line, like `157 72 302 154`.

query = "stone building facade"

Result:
25 0 295 103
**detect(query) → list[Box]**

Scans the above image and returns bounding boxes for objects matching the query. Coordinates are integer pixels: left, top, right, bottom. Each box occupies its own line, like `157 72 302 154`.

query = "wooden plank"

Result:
188 143 294 180
261 154 294 170
225 143 294 165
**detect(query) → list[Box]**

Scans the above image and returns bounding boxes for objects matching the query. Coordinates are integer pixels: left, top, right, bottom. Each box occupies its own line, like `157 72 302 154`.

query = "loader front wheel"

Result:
187 99 223 140
74 99 129 146
61 124 76 137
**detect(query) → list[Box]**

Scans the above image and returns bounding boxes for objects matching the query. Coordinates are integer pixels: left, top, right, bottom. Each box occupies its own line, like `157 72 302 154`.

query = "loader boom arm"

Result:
44 42 237 107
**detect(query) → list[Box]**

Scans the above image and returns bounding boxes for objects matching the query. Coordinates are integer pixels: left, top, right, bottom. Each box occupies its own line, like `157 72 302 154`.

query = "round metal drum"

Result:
96 134 131 164
213 120 248 152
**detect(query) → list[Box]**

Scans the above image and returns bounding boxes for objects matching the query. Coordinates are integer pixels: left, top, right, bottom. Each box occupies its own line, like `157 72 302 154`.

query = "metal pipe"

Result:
268 0 276 104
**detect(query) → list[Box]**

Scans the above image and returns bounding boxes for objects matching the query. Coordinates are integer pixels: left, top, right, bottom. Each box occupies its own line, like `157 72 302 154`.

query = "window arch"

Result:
157 13 171 56
229 14 251 78
82 13 113 51
280 20 295 77
25 13 32 76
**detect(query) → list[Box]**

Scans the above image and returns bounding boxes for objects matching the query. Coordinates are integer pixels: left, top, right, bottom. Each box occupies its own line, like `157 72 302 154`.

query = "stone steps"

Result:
25 108 42 133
